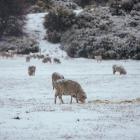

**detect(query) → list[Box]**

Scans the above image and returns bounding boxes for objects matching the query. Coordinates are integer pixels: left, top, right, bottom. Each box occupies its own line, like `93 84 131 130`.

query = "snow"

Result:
74 9 83 15
0 13 140 140
25 13 66 58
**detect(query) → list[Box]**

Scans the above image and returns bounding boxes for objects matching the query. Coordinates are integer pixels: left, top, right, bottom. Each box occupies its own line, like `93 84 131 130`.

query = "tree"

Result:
44 6 76 43
0 0 27 37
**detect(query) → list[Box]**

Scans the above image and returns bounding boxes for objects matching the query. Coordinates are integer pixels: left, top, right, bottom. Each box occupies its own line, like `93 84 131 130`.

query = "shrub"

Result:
47 30 61 43
109 0 134 15
75 0 91 8
0 0 27 37
25 0 37 5
44 6 76 32
44 6 76 43
121 0 134 12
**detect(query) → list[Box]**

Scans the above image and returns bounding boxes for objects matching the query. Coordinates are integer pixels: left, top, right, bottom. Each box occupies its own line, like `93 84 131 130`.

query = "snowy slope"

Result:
25 13 67 58
0 13 140 140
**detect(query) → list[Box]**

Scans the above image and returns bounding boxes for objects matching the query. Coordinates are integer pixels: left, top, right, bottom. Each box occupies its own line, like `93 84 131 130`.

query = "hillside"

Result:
41 0 140 59
0 12 140 140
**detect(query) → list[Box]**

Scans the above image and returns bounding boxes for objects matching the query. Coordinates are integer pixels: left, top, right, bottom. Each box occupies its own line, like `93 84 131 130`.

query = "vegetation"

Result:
44 6 76 43
0 0 27 37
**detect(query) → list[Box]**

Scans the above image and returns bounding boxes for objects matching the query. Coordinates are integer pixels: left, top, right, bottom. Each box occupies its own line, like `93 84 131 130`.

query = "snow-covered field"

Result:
0 13 140 140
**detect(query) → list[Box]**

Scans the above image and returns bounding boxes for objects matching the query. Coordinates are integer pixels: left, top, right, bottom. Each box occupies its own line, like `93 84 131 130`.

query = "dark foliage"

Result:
37 0 53 9
44 6 76 43
77 0 91 7
25 0 37 5
0 0 27 37
44 6 76 32
109 0 135 15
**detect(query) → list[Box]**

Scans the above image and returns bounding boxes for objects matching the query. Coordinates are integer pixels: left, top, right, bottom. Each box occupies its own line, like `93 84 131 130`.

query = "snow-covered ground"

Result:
0 13 140 140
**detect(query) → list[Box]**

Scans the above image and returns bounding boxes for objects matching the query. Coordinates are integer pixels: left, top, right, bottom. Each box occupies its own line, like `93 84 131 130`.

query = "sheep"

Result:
31 54 37 59
52 72 64 90
8 50 15 58
28 66 36 76
37 54 45 59
112 65 127 75
53 79 87 104
26 56 31 62
0 52 14 59
53 58 61 64
94 55 102 62
42 56 52 63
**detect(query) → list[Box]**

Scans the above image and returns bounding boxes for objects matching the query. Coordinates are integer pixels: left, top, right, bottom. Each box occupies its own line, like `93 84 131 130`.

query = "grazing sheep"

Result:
42 56 52 63
53 79 87 104
94 55 102 62
28 66 36 76
31 54 37 59
37 54 45 59
26 56 30 62
53 58 61 64
0 52 14 58
112 65 127 75
52 72 64 90
8 50 15 58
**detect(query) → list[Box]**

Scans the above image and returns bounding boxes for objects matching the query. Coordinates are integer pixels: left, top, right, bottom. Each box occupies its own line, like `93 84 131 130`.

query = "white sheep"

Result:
94 55 102 62
53 58 61 64
112 64 127 75
53 79 87 104
42 56 52 63
28 66 36 76
26 56 30 62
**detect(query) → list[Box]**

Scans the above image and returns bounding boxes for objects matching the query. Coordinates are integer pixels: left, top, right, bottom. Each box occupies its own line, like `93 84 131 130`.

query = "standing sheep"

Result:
94 55 102 62
42 56 52 63
52 72 64 90
112 65 127 75
28 66 36 76
53 58 61 64
53 79 87 104
26 56 30 62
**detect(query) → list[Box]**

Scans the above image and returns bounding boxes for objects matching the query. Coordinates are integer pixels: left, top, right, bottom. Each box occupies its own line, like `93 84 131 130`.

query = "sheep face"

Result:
77 92 87 103
52 72 64 90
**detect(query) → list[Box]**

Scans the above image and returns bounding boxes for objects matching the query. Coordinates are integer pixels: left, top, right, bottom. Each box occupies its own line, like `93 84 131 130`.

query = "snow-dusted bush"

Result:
121 0 134 12
44 6 76 32
0 0 27 37
133 2 140 11
44 5 76 43
74 0 91 7
46 30 61 43
25 0 37 5
37 0 53 9
61 6 140 59
109 0 137 15
0 36 39 54
74 0 110 7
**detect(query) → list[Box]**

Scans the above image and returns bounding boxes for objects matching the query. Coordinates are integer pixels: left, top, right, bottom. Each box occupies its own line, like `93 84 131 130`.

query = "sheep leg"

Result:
52 81 54 90
76 98 78 103
59 95 64 104
70 96 73 104
76 93 78 103
113 70 116 75
54 94 57 104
